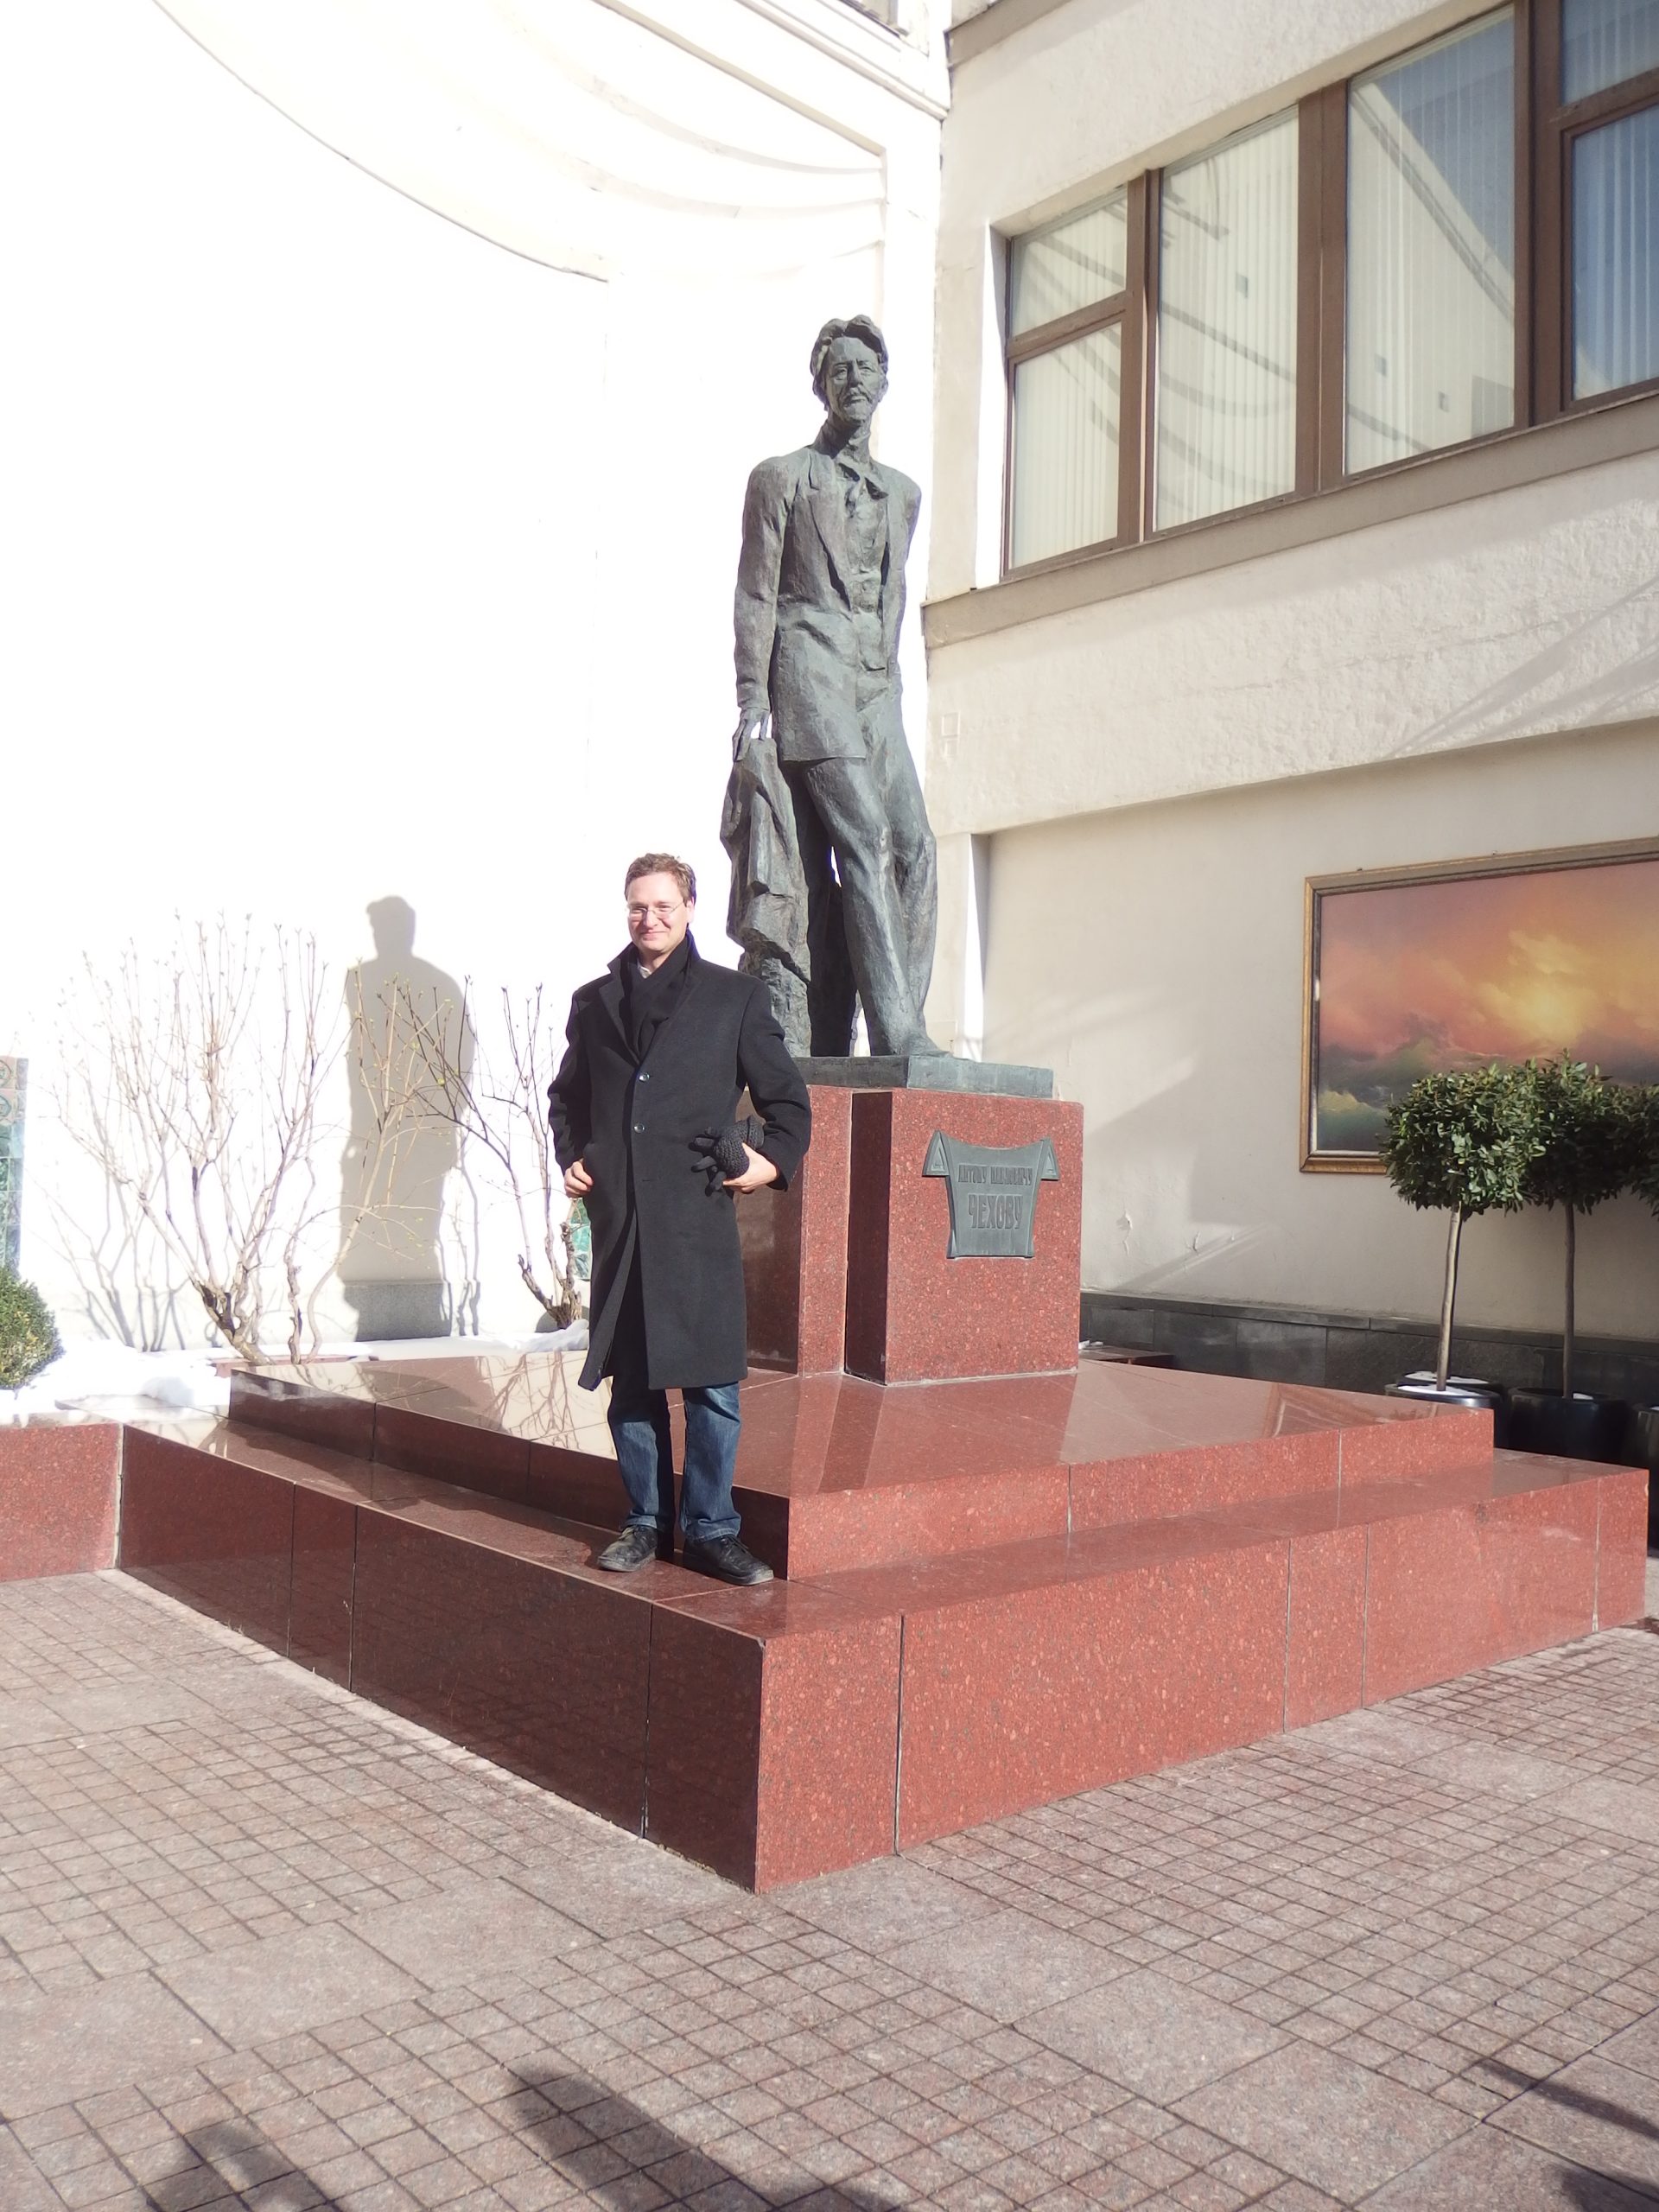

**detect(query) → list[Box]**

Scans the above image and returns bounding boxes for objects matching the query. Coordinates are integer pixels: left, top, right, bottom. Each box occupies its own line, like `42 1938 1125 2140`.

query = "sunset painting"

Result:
1306 845 1659 1164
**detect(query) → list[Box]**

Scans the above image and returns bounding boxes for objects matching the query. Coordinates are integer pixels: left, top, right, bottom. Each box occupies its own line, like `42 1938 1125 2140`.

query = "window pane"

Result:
1010 194 1128 337
1564 0 1659 99
1573 105 1659 394
1009 325 1122 565
1154 115 1298 530
1346 13 1515 474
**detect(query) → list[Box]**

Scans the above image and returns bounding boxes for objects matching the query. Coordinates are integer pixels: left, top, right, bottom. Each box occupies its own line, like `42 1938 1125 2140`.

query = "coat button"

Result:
638 1071 649 1082
633 1122 644 1133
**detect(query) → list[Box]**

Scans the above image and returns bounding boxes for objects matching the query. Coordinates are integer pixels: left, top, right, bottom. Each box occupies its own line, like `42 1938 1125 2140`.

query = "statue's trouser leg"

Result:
793 752 923 1057
786 779 855 1057
869 695 938 1026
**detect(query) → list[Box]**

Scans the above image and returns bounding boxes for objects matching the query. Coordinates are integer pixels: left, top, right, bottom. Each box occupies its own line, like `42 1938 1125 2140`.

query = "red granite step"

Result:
228 1355 1493 1579
118 1410 1646 1890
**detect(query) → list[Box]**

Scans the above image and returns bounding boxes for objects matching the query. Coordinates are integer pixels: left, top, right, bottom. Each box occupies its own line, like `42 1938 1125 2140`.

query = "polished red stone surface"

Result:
895 1541 1292 1847
1362 1480 1601 1704
230 1369 375 1459
351 1513 651 1830
225 1353 1492 1581
0 1421 120 1581
645 1592 902 1887
1284 1525 1368 1729
101 1356 1648 1893
121 1427 294 1655
1597 1465 1649 1627
289 1488 354 1687
844 1090 1084 1383
739 1084 852 1375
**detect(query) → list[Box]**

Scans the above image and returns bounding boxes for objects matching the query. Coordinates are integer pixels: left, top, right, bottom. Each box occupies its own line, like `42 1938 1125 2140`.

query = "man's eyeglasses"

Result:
626 901 683 923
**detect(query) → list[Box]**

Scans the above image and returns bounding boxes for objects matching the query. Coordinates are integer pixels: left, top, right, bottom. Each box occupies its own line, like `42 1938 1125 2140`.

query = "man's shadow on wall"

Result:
337 895 474 1342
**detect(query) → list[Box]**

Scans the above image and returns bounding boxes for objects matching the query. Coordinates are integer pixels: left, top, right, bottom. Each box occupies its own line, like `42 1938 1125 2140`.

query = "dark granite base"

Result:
1081 1290 1659 1404
797 1054 1053 1098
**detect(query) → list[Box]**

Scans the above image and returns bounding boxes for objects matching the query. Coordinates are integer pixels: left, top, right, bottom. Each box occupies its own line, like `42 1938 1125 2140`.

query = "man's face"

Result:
626 872 693 965
820 335 887 435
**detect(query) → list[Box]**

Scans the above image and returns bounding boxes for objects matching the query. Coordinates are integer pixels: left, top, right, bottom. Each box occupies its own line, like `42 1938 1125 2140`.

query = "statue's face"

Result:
820 335 887 433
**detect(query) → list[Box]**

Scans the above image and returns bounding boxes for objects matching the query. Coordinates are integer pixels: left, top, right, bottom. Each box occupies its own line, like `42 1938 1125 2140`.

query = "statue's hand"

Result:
733 710 772 763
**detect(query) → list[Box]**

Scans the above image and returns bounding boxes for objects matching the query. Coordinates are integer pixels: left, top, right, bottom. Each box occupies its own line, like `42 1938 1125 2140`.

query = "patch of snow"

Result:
0 1323 588 1425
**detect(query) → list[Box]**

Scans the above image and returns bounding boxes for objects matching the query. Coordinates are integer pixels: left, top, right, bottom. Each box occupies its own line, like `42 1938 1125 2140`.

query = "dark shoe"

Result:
597 1527 659 1573
683 1535 774 1586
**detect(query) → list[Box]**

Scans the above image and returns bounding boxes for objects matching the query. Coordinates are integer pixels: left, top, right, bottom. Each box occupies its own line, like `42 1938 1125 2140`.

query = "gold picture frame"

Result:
1302 834 1659 1173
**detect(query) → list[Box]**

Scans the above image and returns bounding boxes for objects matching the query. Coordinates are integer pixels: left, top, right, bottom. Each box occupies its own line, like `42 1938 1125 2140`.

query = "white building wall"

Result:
3 0 944 1349
984 721 1659 1341
927 0 1659 1339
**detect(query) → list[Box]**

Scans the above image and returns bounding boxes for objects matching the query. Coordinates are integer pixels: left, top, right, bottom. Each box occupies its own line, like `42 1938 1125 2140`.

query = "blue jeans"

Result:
607 1380 742 1544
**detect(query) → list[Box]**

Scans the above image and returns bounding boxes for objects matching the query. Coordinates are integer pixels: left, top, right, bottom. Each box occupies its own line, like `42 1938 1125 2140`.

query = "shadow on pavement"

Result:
154 2065 904 2209
512 2065 903 2208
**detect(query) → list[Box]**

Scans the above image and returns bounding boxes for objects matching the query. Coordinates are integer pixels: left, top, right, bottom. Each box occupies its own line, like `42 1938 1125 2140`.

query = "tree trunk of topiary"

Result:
1436 1209 1465 1389
1562 1204 1577 1398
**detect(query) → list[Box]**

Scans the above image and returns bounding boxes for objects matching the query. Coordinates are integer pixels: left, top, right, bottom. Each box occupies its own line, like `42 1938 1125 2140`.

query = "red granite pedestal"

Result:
0 1420 122 1580
86 1072 1652 1888
113 1354 1647 1890
737 1082 1084 1382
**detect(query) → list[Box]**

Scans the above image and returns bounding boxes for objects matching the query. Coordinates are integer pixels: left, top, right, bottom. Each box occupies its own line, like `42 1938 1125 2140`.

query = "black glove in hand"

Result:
693 1116 768 1192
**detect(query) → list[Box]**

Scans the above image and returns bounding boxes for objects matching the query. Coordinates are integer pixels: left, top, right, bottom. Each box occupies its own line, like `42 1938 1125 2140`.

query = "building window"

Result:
1155 115 1300 528
1345 14 1515 474
1000 0 1659 575
1005 191 1139 565
1562 0 1659 396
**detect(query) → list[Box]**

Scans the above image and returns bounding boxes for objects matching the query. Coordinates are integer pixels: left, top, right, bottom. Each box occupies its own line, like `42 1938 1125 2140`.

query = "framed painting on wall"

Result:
1302 836 1659 1172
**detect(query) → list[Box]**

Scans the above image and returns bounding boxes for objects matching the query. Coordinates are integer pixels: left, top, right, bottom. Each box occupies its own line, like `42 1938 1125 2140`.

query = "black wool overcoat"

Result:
549 937 810 1392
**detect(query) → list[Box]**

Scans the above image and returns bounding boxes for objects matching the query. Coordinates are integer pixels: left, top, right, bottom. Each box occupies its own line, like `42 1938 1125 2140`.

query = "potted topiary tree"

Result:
1507 1057 1638 1461
1379 1063 1540 1430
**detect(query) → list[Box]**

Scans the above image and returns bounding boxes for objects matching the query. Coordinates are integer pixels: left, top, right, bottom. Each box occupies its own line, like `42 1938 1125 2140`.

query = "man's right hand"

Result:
732 710 772 762
563 1159 594 1199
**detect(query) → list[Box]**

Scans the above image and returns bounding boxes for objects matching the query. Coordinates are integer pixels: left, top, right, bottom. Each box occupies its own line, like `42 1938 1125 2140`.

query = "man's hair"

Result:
810 315 889 404
624 852 696 905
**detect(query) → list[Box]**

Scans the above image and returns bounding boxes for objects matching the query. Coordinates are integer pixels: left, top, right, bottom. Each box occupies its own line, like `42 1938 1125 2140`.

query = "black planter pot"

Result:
1386 1375 1509 1445
1505 1388 1628 1464
1623 1405 1659 1543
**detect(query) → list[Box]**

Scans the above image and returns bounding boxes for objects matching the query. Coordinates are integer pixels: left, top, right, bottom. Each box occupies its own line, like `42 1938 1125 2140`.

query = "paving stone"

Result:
508 1841 735 1936
16 1572 1659 2211
1175 2043 1471 2199
1026 1970 1284 2104
161 1925 425 2044
351 1879 588 1989
42 1679 215 1734
1356 2123 1656 2206
1540 1780 1659 1849
0 1974 228 2116
889 1911 1116 2025
1490 2052 1659 2192
0 2123 64 2210
0 1697 73 1748
785 1858 997 1953
1413 1744 1580 1801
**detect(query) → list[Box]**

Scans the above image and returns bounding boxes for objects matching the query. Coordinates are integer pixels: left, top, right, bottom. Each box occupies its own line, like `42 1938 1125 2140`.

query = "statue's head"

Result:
366 895 416 960
810 315 889 435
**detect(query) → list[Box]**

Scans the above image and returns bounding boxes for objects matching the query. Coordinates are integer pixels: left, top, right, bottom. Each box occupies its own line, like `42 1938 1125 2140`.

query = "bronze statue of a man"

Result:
724 315 940 1059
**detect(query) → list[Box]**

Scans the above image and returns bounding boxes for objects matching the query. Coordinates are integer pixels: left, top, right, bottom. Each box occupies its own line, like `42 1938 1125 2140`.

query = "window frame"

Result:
999 0 1659 580
1533 0 1659 415
1001 178 1148 575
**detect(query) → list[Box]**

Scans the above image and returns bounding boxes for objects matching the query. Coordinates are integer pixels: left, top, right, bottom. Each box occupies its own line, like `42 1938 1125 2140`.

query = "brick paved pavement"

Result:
7 1573 1659 2209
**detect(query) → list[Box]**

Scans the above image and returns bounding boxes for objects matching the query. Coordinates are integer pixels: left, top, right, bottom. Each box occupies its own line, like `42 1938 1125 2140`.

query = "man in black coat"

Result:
549 852 810 1585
